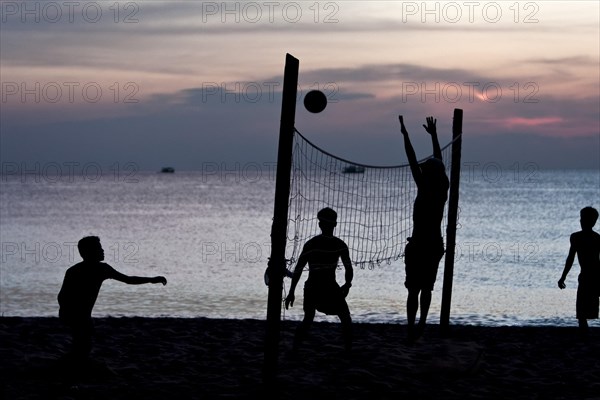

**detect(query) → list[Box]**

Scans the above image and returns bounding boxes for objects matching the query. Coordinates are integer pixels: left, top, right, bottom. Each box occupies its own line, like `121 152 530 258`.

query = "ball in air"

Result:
303 90 327 113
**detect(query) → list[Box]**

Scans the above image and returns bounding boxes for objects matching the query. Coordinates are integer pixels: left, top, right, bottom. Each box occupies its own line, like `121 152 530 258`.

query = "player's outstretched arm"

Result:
423 116 442 161
399 115 422 186
112 270 167 285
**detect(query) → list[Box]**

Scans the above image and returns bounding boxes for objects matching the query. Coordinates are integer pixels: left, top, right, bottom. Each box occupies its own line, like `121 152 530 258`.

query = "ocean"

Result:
1 167 598 327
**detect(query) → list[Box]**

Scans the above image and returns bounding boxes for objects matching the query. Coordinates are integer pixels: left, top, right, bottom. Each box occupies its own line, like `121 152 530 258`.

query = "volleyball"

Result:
303 90 327 113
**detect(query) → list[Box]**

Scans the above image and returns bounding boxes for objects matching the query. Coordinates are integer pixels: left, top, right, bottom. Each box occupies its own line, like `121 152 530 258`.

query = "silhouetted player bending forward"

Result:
399 116 449 341
58 236 167 361
285 208 354 352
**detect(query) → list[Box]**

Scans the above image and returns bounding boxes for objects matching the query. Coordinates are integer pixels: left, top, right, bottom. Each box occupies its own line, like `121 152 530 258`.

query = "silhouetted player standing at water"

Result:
285 208 353 352
58 236 167 361
399 116 449 342
558 206 600 336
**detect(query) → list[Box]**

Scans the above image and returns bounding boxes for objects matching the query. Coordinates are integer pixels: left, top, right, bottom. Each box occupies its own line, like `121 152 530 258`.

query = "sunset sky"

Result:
1 1 599 169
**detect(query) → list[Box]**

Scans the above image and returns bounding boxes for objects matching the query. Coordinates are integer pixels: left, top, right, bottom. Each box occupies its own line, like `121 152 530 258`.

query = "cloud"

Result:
504 117 564 127
1 2 598 170
0 1 567 36
2 75 598 170
527 56 598 66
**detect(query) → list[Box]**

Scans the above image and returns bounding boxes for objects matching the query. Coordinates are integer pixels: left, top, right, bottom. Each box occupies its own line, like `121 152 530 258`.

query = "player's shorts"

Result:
404 236 445 291
303 280 350 316
576 272 600 319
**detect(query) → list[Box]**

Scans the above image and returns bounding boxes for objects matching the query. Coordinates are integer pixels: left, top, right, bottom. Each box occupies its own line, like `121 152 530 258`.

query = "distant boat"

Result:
161 167 175 173
342 165 365 173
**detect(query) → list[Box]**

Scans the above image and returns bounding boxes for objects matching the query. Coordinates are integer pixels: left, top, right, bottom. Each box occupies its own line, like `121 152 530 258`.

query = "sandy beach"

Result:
1 317 598 399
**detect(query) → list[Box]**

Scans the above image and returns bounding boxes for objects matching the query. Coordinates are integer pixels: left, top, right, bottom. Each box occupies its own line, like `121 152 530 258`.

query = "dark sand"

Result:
1 317 598 399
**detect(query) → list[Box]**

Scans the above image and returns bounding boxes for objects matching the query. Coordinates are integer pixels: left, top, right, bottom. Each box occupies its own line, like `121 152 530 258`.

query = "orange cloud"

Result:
505 117 564 127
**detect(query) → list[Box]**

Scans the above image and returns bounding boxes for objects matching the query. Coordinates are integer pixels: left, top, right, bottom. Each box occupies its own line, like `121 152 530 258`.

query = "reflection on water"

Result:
1 170 598 327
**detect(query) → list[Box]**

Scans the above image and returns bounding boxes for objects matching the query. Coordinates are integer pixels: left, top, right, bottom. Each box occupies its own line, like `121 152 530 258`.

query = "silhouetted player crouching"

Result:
285 208 353 352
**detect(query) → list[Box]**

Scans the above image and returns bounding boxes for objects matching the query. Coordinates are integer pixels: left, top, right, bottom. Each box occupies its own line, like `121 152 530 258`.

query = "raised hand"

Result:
398 115 408 136
422 116 437 135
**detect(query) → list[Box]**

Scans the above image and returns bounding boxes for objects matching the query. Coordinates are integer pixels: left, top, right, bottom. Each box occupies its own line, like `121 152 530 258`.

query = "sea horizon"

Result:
1 168 598 327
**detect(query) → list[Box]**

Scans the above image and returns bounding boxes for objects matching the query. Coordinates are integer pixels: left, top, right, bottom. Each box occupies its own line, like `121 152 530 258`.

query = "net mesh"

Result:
286 128 456 271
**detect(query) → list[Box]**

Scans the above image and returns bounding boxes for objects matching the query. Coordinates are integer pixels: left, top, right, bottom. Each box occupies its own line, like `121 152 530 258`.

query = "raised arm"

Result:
285 253 308 309
423 116 442 161
399 115 422 186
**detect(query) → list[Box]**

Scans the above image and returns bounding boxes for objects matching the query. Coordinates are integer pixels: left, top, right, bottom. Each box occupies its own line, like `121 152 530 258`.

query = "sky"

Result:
1 1 599 171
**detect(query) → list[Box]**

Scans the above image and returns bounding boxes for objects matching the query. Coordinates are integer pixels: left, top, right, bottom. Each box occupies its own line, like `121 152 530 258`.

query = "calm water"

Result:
1 168 598 327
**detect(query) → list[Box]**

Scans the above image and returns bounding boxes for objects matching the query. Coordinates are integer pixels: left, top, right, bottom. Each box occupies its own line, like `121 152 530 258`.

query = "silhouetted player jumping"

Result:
399 116 449 342
285 207 353 352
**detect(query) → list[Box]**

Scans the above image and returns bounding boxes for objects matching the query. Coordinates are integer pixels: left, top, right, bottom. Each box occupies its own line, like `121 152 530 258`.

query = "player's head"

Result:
580 206 598 229
420 157 448 187
420 157 445 177
317 207 337 231
78 236 104 261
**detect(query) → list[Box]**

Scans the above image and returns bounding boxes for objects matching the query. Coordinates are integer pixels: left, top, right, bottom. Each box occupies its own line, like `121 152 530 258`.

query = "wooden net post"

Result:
440 108 463 335
263 53 299 383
